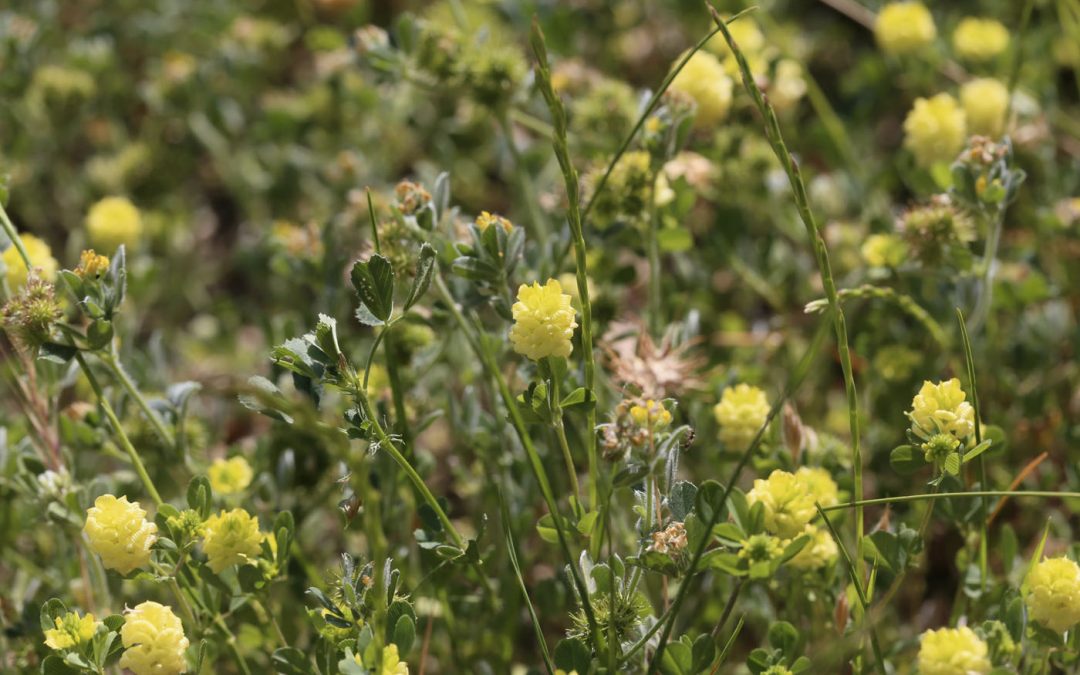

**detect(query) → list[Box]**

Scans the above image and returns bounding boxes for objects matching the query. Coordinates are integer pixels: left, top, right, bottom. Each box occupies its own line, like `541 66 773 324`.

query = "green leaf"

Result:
768 620 800 659
350 254 395 322
962 439 993 465
668 481 697 521
403 243 436 311
889 445 925 475
186 476 213 520
40 655 80 675
86 319 113 350
274 510 295 566
658 639 693 675
695 479 725 524
392 614 416 654
38 342 78 364
559 387 595 411
40 598 67 632
553 637 591 674
272 647 312 675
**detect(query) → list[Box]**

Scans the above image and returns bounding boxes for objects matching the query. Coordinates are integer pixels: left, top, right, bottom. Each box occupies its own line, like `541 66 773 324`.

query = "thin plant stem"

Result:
530 22 600 511
709 3 865 579
549 365 582 506
646 173 662 337
817 505 885 673
101 348 176 449
76 352 163 507
956 309 988 591
0 202 32 268
821 490 1080 511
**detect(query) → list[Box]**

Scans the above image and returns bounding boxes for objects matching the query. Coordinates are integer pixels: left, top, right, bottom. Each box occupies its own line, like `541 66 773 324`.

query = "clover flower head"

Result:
795 466 839 508
509 279 577 361
376 643 409 675
746 470 816 539
630 399 672 429
83 494 158 574
119 601 189 675
713 383 770 450
44 611 98 651
1025 556 1080 633
953 18 1009 63
670 50 733 128
788 524 838 570
960 78 1009 137
86 196 143 253
917 626 991 675
394 181 431 215
3 234 58 289
908 378 976 443
207 456 253 495
202 508 263 573
648 522 688 555
1 275 62 347
903 94 967 168
738 533 785 563
875 3 936 56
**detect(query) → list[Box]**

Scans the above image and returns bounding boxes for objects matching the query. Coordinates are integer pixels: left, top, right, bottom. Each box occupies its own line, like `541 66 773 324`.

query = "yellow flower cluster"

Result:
509 279 578 361
83 494 158 574
903 94 967 168
202 508 262 573
86 196 143 253
953 18 1009 63
713 384 769 450
630 399 672 429
746 470 816 539
861 233 908 268
960 78 1009 137
3 234 58 289
917 626 991 675
908 378 976 444
44 611 98 651
119 601 189 675
475 211 513 233
670 50 733 128
74 249 110 279
795 466 839 508
788 524 839 571
1025 556 1080 633
208 456 253 495
875 2 936 56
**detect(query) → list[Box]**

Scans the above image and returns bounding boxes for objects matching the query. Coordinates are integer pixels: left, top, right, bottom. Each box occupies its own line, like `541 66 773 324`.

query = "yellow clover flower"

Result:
83 494 158 574
903 93 967 168
3 234 58 289
630 399 672 429
44 611 98 651
952 18 1009 63
475 211 513 233
908 378 976 444
875 2 936 56
795 466 839 508
74 249 110 279
207 456 253 495
713 383 769 450
202 508 262 573
746 470 816 539
1025 556 1080 633
509 279 577 361
788 524 838 570
670 50 733 128
86 196 143 253
917 626 991 675
119 601 189 675
960 78 1009 137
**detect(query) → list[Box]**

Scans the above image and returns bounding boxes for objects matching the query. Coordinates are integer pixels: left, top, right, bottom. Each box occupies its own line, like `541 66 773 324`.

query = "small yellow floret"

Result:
1026 556 1080 633
952 18 1009 63
74 249 110 278
795 466 839 508
875 3 936 56
713 384 769 450
202 508 263 573
83 494 158 575
475 211 513 233
207 456 253 495
788 524 838 570
509 279 578 361
746 469 816 539
44 611 98 651
3 234 58 289
917 626 991 675
119 601 189 675
903 93 967 168
86 196 143 253
630 399 672 429
960 78 1009 137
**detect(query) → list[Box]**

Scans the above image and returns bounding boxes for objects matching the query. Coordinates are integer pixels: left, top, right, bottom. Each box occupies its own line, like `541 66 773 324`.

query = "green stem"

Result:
709 4 864 579
0 202 32 269
548 364 582 507
76 352 163 507
646 174 662 337
101 349 176 449
956 309 989 591
821 490 1080 511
